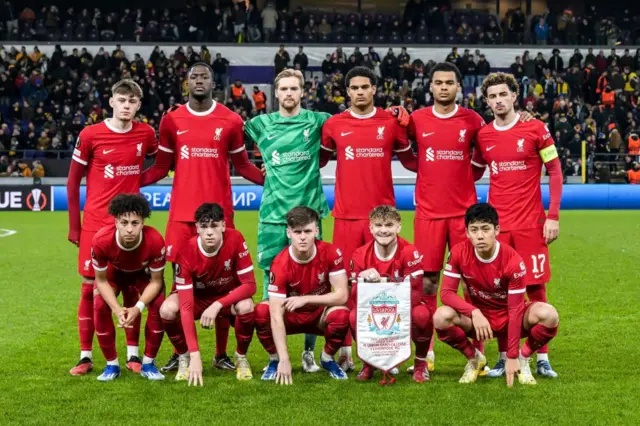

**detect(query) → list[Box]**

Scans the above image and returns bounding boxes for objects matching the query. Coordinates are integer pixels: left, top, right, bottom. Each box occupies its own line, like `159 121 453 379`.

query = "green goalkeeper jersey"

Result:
245 108 331 225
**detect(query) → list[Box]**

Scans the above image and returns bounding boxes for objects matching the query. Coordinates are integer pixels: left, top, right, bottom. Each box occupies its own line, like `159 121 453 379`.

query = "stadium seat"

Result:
375 34 388 43
445 35 456 44
347 34 360 43
303 33 318 43
277 33 289 42
319 33 332 43
334 33 345 43
291 33 303 43
361 34 373 43
390 33 402 44
404 32 415 43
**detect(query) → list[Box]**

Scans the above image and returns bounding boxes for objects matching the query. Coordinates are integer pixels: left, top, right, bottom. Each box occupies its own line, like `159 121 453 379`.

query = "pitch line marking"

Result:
0 229 17 238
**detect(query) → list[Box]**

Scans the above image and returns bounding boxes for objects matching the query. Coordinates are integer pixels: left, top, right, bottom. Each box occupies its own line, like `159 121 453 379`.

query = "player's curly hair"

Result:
111 79 143 99
286 206 320 229
195 203 225 224
108 194 151 219
369 205 402 224
480 72 520 99
465 203 499 227
345 66 378 87
428 62 463 84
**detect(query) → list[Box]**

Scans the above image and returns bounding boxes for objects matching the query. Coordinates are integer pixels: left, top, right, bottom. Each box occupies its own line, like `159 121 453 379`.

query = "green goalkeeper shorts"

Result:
257 221 324 298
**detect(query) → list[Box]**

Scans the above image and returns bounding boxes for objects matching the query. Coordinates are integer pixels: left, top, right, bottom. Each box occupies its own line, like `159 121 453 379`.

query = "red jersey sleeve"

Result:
407 115 417 141
90 234 109 272
402 246 424 307
175 251 199 353
145 124 159 156
392 121 411 153
228 115 247 155
72 128 94 166
158 114 176 154
267 255 288 299
506 255 527 358
321 119 336 152
441 248 477 317
328 246 346 277
217 234 257 307
147 230 166 272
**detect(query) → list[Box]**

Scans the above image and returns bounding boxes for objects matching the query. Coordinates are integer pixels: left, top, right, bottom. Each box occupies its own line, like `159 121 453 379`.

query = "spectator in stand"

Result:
252 86 266 115
231 79 245 101
535 17 549 45
293 46 309 78
212 53 229 89
261 2 278 42
274 45 290 75
445 47 460 66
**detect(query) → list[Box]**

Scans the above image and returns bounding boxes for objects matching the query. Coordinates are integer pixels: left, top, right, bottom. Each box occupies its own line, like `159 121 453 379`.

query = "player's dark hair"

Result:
108 194 151 219
465 203 499 228
345 66 378 87
286 206 320 229
429 62 463 84
369 205 402 224
187 62 213 78
195 203 225 224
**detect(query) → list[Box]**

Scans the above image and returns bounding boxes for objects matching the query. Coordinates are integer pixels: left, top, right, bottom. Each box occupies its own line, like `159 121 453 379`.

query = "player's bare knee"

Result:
433 306 456 329
159 298 179 321
539 303 559 327
234 298 254 315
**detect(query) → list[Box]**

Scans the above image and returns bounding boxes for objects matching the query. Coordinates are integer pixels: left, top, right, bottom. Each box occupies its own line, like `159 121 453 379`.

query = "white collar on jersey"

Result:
475 241 501 264
115 230 143 251
187 101 217 117
198 236 223 257
349 108 376 119
432 104 459 119
289 243 317 264
104 118 133 134
374 240 398 262
493 113 520 132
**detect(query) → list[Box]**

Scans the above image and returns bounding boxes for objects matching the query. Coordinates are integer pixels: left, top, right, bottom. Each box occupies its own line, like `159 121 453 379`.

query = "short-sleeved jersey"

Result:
245 109 330 224
350 237 424 306
443 240 526 313
409 105 485 219
321 108 410 219
72 120 158 232
475 116 558 231
174 228 255 299
267 241 346 311
91 225 166 275
158 102 245 222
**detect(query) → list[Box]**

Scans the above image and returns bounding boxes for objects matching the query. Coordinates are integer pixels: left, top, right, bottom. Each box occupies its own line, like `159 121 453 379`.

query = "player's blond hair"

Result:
274 69 304 90
111 78 144 99
369 205 402 224
480 72 519 99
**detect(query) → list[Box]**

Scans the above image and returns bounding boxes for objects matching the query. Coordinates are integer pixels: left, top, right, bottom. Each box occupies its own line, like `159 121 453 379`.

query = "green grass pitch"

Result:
1 210 639 425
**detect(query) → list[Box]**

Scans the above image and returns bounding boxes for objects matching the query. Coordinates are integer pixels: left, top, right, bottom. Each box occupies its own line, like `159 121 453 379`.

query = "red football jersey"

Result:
72 120 158 232
158 102 246 222
442 240 527 358
475 116 556 231
321 108 410 219
174 228 255 300
174 228 256 353
91 224 166 275
350 237 424 306
268 240 346 311
409 105 485 219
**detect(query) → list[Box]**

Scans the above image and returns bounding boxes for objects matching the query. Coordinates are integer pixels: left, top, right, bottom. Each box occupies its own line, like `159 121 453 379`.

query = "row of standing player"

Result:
67 61 562 380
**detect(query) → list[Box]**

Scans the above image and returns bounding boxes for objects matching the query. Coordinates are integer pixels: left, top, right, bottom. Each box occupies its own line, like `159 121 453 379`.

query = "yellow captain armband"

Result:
539 144 558 163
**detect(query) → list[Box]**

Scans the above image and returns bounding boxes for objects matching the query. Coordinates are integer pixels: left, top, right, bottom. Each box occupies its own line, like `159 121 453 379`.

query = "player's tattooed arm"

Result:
94 269 126 327
269 298 293 385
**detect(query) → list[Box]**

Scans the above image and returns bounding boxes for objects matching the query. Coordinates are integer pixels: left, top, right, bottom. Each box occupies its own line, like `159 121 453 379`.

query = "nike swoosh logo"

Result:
96 332 109 336
291 281 301 287
267 135 277 140
177 130 189 135
462 275 475 279
422 132 435 137
102 149 115 154
486 146 496 151
151 329 164 334
534 273 545 279
341 132 353 137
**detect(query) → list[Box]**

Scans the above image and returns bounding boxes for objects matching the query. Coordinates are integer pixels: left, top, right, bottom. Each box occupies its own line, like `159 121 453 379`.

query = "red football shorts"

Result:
78 229 97 278
283 307 326 335
95 271 153 295
333 218 372 264
414 216 466 272
165 215 235 262
168 291 233 319
498 227 550 285
467 304 532 340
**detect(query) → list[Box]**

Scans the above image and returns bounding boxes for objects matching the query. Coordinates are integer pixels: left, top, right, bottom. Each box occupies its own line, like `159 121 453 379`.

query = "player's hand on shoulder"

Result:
359 268 381 283
519 111 534 122
471 309 493 341
387 105 410 128
276 358 292 385
188 351 204 386
163 103 181 116
284 296 307 312
505 358 520 387
260 162 266 177
543 219 559 244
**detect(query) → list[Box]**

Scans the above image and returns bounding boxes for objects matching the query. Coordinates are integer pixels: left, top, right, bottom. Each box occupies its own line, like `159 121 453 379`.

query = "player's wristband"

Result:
135 301 146 312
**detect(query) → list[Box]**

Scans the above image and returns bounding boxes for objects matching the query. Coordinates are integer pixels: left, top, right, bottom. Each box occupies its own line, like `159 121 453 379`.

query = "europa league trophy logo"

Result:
30 188 42 211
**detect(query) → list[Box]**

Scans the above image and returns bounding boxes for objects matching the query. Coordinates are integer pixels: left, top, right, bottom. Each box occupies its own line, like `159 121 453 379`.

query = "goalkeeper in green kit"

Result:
244 69 411 373
244 69 333 373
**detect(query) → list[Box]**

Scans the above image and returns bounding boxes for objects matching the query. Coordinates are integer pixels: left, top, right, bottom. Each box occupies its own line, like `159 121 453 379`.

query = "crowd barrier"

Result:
1 184 639 211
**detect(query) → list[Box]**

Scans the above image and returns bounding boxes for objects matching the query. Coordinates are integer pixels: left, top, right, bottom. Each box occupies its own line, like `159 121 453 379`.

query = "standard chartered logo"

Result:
180 145 189 159
272 149 310 165
491 161 499 175
345 146 354 160
426 147 435 162
104 164 114 178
